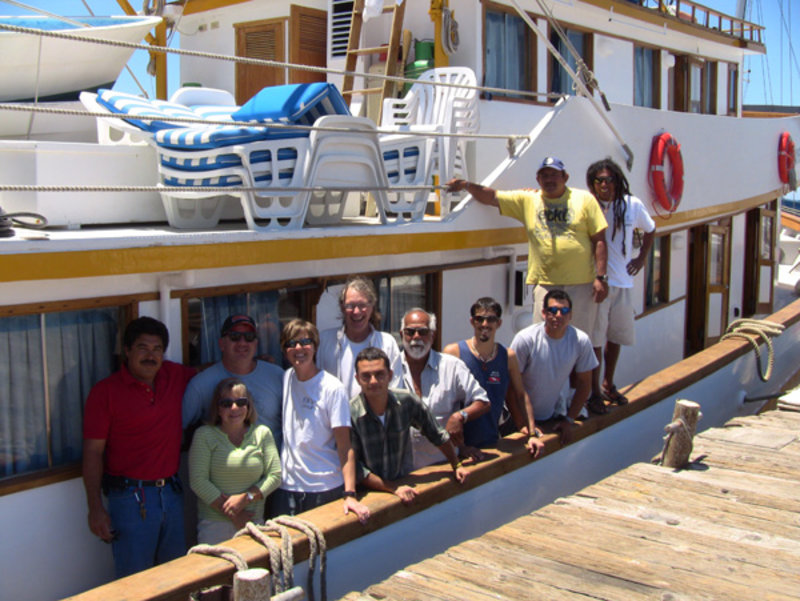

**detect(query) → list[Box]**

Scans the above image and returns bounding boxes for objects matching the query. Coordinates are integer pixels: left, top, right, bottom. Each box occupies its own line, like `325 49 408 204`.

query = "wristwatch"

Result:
596 274 608 283
246 491 256 502
342 490 357 498
459 410 469 423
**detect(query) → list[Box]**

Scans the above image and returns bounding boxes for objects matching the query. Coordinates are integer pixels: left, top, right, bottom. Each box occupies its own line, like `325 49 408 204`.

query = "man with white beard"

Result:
400 308 490 470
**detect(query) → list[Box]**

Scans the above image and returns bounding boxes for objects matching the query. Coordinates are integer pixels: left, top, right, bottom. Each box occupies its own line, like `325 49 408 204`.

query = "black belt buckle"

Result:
154 478 167 487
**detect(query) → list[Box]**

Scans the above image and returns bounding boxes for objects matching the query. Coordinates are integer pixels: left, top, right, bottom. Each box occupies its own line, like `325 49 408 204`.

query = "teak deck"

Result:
339 408 800 601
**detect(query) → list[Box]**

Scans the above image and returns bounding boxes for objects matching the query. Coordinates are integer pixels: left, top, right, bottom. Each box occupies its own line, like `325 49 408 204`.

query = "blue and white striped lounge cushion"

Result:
232 82 350 126
162 166 297 187
96 89 203 132
159 145 301 172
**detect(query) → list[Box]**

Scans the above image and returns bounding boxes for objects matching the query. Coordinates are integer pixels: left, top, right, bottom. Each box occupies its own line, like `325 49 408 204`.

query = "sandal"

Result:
602 385 628 406
587 394 609 415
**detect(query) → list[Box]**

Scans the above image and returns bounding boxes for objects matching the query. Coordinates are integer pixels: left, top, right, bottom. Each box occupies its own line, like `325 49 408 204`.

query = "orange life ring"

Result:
778 131 795 184
648 132 684 213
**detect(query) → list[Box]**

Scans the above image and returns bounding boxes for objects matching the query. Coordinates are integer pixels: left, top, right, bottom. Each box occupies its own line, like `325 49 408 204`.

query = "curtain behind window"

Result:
634 47 656 108
485 10 529 98
551 29 585 96
0 309 118 478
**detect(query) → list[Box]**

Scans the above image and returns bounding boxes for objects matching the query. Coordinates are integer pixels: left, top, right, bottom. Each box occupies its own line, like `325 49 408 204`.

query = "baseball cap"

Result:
537 156 566 173
220 314 256 336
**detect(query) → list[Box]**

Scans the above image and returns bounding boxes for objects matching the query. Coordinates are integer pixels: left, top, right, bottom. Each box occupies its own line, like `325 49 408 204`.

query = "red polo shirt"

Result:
83 360 196 480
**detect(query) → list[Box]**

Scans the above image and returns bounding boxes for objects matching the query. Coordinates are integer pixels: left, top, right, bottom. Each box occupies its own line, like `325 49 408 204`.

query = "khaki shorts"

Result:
592 285 636 348
532 283 599 343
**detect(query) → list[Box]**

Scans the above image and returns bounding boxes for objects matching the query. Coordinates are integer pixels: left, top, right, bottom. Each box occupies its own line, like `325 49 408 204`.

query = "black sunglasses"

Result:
545 306 572 316
403 327 431 337
593 176 614 185
227 331 257 342
219 397 249 409
284 337 314 349
472 315 499 324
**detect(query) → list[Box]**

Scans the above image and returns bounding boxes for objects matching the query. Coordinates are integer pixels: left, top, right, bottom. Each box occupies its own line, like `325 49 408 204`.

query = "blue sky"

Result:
2 0 797 107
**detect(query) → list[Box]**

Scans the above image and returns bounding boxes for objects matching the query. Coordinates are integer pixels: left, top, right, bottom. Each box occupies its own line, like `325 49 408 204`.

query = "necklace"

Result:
468 338 496 370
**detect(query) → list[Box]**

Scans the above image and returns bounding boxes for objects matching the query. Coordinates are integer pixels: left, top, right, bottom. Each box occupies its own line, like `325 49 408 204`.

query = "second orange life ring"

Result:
648 132 684 214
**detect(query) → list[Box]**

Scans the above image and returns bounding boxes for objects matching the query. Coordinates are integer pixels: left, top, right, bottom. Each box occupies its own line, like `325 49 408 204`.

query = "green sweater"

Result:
189 423 281 523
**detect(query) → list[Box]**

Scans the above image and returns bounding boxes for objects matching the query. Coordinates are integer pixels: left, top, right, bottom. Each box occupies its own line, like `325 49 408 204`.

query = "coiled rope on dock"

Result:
720 318 785 382
0 205 48 237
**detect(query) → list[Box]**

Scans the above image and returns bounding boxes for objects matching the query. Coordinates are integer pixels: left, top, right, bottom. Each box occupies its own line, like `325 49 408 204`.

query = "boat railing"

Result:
637 0 764 43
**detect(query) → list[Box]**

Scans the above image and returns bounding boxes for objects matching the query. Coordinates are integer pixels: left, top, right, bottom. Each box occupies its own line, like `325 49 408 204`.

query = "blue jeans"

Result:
271 485 343 517
107 480 186 578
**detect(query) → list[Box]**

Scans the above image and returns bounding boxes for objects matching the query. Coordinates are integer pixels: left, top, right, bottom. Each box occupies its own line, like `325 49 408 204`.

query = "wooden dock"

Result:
338 408 800 601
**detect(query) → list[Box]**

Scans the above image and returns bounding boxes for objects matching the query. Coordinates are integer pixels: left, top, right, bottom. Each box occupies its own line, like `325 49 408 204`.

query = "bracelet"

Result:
342 490 357 499
529 428 542 439
452 461 463 470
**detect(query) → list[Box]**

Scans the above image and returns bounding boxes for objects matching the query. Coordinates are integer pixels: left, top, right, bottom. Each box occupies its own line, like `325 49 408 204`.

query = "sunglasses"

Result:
284 337 314 349
545 306 572 316
227 331 257 342
472 315 499 324
219 397 249 409
403 327 431 337
344 302 371 312
593 176 614 185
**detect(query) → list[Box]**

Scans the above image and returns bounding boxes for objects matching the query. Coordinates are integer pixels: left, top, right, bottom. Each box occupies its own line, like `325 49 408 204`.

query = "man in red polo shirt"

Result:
82 316 196 578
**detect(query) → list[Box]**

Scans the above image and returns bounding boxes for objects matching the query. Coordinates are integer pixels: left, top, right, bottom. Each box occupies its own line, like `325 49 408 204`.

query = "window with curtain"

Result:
634 46 660 108
0 307 120 479
645 235 671 309
186 287 308 369
550 27 590 97
483 5 534 99
727 64 738 115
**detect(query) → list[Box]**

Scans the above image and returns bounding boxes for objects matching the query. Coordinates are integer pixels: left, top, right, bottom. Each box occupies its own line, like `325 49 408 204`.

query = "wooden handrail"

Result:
643 0 764 44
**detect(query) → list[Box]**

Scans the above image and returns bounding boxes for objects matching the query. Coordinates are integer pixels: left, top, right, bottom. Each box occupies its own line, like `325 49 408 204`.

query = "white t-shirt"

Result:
317 325 404 398
280 368 350 492
599 194 656 288
511 323 598 421
401 351 489 469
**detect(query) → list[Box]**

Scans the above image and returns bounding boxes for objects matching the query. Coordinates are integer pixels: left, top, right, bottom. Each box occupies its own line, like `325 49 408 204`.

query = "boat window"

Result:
185 288 307 369
549 27 592 98
375 273 435 341
634 46 660 109
760 214 774 261
727 63 738 116
483 2 536 100
645 235 671 309
0 307 121 479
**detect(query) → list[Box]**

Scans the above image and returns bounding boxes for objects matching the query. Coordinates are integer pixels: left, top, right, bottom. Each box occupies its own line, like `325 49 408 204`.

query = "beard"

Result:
403 338 431 360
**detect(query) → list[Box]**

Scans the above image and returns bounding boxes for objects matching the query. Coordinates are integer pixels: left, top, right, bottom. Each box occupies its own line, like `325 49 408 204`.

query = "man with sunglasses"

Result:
510 290 598 445
182 314 284 451
400 308 490 469
443 297 544 458
586 159 656 412
447 157 609 340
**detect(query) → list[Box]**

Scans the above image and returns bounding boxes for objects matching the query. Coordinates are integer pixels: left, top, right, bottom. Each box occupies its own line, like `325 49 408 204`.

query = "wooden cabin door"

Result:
289 5 327 84
742 203 777 316
235 18 286 105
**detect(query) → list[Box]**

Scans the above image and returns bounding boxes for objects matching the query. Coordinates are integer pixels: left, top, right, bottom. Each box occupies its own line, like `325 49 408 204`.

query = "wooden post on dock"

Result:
660 399 702 469
233 568 270 601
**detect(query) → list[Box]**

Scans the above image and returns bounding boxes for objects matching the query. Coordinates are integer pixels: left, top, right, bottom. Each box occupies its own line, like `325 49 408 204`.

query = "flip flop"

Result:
602 385 629 406
587 394 609 415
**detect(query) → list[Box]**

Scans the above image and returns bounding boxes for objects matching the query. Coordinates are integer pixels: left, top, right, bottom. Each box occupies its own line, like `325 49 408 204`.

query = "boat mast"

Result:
116 0 168 99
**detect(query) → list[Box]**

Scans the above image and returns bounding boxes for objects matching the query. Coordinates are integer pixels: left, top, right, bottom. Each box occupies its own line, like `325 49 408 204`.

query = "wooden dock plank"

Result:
338 408 800 601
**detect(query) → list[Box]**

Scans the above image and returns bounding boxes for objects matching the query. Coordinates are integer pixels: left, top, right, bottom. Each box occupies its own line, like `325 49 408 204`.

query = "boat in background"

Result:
0 15 162 102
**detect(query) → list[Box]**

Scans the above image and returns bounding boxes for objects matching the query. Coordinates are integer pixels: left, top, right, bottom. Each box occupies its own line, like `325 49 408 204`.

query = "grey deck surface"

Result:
338 408 800 601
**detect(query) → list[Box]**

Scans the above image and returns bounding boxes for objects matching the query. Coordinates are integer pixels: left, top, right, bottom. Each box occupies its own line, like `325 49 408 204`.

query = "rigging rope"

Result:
0 206 48 237
720 318 785 382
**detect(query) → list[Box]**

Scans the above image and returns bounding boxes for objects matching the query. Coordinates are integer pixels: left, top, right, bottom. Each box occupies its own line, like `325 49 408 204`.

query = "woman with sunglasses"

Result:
188 377 281 544
273 319 370 523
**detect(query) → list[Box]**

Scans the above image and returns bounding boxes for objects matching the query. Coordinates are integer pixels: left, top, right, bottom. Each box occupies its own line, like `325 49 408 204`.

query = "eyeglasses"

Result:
593 176 614 185
227 331 257 342
284 337 314 349
403 327 431 337
344 302 371 312
219 397 249 409
472 315 499 324
545 306 572 316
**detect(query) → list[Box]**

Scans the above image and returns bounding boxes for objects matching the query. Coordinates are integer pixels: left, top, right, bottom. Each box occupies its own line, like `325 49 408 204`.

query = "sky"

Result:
1 0 797 107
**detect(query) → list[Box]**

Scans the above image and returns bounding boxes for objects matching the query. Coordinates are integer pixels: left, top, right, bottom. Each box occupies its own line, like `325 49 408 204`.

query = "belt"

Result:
103 473 178 489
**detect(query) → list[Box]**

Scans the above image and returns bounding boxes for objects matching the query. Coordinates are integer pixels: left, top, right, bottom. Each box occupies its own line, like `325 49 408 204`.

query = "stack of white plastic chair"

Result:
381 67 479 216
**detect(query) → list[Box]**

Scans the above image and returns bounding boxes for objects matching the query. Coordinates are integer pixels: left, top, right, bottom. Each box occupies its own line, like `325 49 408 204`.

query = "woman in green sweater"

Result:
189 377 281 544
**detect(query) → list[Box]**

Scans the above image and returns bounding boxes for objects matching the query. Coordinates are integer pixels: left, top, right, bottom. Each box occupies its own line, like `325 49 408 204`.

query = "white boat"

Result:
0 15 163 102
0 1 799 600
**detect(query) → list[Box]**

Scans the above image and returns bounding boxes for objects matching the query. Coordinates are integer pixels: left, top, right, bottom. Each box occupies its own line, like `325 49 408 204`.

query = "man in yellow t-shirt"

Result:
447 157 608 340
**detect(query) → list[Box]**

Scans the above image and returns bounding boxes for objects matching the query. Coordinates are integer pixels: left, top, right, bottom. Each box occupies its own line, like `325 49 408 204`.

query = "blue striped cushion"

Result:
96 89 201 132
383 145 421 181
160 147 300 172
162 169 296 187
232 83 350 125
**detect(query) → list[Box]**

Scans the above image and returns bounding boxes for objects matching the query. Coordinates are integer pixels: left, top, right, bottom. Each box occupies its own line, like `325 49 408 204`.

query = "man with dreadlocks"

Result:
585 158 656 411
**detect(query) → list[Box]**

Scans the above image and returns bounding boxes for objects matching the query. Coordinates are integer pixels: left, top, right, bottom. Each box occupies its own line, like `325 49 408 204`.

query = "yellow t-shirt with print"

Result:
497 187 607 285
